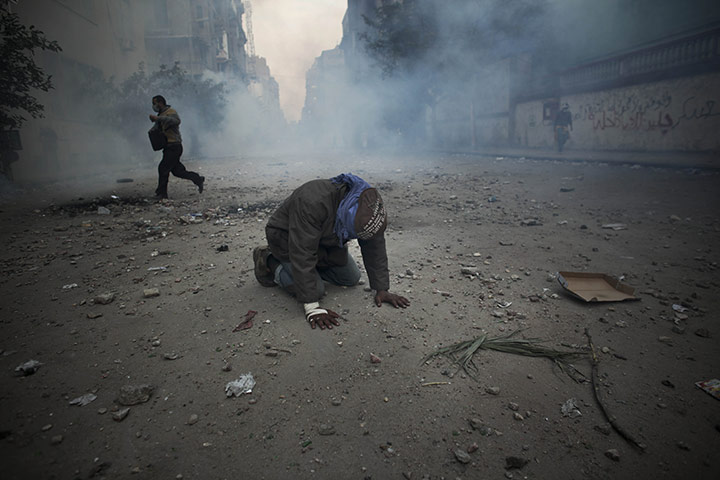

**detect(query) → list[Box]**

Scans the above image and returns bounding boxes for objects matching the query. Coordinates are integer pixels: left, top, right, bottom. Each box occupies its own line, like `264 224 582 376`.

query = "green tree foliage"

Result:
114 62 226 131
0 9 61 130
78 62 227 150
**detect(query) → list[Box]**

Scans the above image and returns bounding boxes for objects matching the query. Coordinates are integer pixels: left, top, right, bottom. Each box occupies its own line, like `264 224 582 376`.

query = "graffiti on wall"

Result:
566 92 719 134
673 97 720 129
573 92 675 134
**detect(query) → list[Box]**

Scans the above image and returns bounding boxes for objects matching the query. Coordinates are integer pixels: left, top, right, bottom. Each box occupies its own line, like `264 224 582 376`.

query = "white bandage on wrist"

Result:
303 302 327 321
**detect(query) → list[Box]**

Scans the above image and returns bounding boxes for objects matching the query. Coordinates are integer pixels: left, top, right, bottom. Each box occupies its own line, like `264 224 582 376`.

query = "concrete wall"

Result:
434 59 512 148
514 72 720 151
10 0 148 181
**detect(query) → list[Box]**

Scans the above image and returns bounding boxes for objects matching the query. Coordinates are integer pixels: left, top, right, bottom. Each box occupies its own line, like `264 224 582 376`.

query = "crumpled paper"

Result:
561 398 582 418
225 373 256 397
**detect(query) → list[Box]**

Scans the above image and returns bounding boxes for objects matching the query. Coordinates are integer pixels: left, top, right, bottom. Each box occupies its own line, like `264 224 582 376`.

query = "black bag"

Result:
148 128 167 151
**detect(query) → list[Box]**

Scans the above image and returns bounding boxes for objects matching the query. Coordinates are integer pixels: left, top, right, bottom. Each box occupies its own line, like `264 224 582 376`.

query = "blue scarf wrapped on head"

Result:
331 173 371 244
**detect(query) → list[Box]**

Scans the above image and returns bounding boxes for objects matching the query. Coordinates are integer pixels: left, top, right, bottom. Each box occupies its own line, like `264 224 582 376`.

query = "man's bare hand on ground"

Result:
308 309 340 330
375 290 410 308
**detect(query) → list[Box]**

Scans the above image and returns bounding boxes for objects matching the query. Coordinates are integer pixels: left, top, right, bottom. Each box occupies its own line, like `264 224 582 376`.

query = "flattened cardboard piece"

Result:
557 271 638 302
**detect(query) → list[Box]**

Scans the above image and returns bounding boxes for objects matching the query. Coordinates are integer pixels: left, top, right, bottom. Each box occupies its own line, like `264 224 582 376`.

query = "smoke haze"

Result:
252 0 345 122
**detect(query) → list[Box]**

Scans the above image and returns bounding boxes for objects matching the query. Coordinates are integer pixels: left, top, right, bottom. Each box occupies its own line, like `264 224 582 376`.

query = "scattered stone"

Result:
508 402 519 411
221 362 232 372
661 379 675 389
513 412 524 421
669 215 682 223
187 414 199 425
594 424 612 435
467 442 479 453
41 424 53 432
520 218 542 226
143 288 160 298
469 418 483 430
117 384 155 406
50 435 63 445
86 312 103 319
677 441 690 451
505 456 529 470
658 336 673 344
672 325 686 334
94 293 115 305
69 393 97 406
216 244 229 252
318 424 335 436
14 359 42 376
331 398 342 406
163 352 179 360
485 386 501 395
113 408 130 421
453 448 471 464
370 353 382 364
694 328 711 338
98 408 108 415
97 206 111 215
605 449 620 461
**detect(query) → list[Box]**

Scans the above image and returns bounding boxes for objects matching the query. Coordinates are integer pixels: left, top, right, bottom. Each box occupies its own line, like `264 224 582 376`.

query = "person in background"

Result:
149 95 204 199
253 173 410 330
554 103 573 152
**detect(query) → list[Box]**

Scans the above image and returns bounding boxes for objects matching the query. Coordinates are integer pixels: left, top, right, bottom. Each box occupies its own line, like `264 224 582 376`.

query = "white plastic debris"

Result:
69 393 97 406
62 283 78 290
15 359 43 376
225 373 256 397
561 398 582 418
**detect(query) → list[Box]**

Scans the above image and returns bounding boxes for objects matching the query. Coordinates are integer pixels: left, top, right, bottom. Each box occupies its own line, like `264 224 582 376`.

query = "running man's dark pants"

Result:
156 143 201 196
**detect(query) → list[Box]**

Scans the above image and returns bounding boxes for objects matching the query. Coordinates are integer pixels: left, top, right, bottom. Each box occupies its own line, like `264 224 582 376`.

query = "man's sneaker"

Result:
253 246 276 287
198 176 205 194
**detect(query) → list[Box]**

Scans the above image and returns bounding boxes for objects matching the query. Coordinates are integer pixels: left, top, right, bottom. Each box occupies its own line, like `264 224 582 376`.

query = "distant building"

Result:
301 47 349 147
247 56 281 113
144 0 248 78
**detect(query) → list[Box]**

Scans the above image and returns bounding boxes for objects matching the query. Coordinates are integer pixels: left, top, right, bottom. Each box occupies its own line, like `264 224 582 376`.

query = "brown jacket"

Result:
266 179 390 303
154 106 182 144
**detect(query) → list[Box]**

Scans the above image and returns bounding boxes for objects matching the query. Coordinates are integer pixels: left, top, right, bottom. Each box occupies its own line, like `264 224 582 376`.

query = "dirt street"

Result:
1 153 718 480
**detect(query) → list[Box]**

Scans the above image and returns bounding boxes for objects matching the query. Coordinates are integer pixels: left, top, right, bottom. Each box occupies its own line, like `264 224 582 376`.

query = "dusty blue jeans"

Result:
273 252 361 298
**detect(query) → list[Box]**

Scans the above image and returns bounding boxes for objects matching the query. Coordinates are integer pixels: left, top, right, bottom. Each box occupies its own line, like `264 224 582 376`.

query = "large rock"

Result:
117 384 155 406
